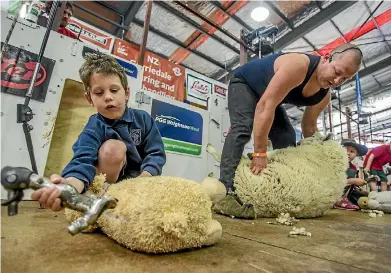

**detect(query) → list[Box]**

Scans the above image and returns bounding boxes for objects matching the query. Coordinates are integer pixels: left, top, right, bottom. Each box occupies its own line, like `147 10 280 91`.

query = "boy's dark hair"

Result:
79 53 128 92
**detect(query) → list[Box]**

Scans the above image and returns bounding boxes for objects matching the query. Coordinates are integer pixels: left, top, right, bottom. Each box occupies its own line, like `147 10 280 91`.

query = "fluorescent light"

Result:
251 7 269 22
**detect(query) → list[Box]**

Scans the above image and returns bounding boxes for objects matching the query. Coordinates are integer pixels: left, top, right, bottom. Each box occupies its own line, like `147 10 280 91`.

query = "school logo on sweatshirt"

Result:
130 129 142 145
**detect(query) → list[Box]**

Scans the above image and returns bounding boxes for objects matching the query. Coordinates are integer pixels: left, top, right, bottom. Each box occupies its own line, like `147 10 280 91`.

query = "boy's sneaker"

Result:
333 197 360 211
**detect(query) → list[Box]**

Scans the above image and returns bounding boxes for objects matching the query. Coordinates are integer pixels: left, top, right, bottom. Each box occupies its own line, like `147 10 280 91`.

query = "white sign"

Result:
186 74 212 108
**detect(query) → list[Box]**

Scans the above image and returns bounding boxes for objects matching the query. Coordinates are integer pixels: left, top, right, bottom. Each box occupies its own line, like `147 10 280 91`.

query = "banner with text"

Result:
185 73 212 110
151 100 203 156
112 39 185 101
66 18 114 52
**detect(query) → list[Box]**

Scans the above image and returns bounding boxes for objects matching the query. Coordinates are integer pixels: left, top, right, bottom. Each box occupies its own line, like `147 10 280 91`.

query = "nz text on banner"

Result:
186 73 212 109
66 18 114 52
113 39 185 101
151 100 203 156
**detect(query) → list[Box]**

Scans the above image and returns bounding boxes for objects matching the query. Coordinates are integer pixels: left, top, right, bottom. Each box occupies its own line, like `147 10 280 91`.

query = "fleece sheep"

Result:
207 133 349 218
65 175 222 254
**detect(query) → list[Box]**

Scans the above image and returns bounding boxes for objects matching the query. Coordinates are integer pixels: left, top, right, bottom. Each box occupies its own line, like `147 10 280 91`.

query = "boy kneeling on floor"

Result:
32 53 166 211
334 139 368 211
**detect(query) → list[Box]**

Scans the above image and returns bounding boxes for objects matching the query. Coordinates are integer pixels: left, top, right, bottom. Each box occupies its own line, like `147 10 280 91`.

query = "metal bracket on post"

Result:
135 91 151 105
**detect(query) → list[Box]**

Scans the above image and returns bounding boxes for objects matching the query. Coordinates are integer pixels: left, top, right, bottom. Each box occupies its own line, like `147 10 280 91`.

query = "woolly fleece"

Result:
207 133 349 219
235 134 349 218
65 175 215 253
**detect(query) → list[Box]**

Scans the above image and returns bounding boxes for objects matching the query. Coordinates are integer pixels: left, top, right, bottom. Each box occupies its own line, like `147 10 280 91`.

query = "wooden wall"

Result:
44 79 96 177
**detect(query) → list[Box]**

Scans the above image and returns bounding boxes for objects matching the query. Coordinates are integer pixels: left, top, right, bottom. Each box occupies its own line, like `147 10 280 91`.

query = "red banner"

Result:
113 39 185 101
66 18 114 52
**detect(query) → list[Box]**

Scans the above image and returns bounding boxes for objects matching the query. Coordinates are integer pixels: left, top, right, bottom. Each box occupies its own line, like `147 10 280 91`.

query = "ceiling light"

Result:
251 7 269 22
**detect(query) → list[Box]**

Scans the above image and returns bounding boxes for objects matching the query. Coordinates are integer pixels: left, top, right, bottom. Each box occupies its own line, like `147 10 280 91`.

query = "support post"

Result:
327 102 333 133
369 115 373 142
346 107 352 139
138 0 153 66
239 29 247 65
322 110 327 135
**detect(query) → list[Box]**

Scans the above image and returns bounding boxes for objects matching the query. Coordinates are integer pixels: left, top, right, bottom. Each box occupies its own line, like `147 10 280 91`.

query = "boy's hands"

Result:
31 174 64 212
139 171 152 177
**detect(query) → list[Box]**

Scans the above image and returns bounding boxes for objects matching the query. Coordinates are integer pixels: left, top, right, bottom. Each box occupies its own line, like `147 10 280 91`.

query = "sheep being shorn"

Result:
65 174 222 254
207 133 349 218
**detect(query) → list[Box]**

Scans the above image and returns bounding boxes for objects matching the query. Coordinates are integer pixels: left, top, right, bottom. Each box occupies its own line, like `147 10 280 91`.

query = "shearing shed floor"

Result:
1 202 390 273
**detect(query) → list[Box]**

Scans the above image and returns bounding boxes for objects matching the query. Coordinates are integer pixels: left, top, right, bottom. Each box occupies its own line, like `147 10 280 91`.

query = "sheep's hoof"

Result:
213 194 256 219
203 219 222 246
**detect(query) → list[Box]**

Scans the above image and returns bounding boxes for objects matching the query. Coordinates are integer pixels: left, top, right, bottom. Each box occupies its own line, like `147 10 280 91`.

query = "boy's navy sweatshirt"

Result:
61 107 166 191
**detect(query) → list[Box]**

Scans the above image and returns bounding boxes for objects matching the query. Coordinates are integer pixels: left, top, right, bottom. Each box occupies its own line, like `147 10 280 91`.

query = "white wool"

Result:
65 175 220 253
207 133 349 219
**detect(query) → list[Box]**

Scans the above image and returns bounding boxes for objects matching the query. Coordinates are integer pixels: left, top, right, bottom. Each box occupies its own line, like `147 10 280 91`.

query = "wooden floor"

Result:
1 202 391 273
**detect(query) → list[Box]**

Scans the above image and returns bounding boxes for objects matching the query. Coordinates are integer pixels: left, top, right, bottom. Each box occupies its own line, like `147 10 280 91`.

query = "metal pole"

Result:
327 102 333 133
138 0 153 66
337 89 343 136
369 115 373 142
25 0 60 102
173 1 257 55
50 1 67 32
19 0 60 175
346 107 352 139
239 29 247 65
322 110 327 135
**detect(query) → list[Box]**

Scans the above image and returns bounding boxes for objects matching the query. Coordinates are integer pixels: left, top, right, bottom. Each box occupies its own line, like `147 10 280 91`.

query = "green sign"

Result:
162 138 202 156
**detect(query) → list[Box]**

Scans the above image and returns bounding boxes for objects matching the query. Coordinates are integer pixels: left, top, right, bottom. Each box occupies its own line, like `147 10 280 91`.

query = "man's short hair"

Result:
330 43 363 66
79 53 128 92
65 2 73 12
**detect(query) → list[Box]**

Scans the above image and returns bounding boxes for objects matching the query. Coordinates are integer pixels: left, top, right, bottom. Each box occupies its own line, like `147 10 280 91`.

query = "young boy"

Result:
32 53 166 211
334 139 368 210
363 143 391 192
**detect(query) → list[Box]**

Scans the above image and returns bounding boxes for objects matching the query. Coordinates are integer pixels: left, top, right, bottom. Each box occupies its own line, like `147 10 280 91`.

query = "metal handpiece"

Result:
1 166 117 235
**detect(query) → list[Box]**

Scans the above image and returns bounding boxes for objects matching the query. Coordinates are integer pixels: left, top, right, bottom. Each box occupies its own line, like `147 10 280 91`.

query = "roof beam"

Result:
73 2 229 73
212 1 357 81
115 1 144 37
154 1 240 54
265 1 320 54
132 18 231 71
209 1 253 31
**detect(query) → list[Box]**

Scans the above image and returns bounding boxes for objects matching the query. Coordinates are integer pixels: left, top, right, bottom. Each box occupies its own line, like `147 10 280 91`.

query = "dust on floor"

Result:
1 202 390 273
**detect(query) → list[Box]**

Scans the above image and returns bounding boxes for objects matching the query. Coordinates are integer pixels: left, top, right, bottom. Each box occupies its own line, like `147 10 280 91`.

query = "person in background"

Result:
364 143 391 192
37 1 78 39
334 139 368 210
31 53 166 211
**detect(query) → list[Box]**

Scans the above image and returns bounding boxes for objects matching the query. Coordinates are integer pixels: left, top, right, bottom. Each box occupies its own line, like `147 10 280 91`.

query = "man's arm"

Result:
301 89 331 138
253 55 308 153
140 115 166 176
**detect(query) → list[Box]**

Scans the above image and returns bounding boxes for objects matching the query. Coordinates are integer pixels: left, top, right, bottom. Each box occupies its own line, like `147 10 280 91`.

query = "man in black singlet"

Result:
215 43 363 219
